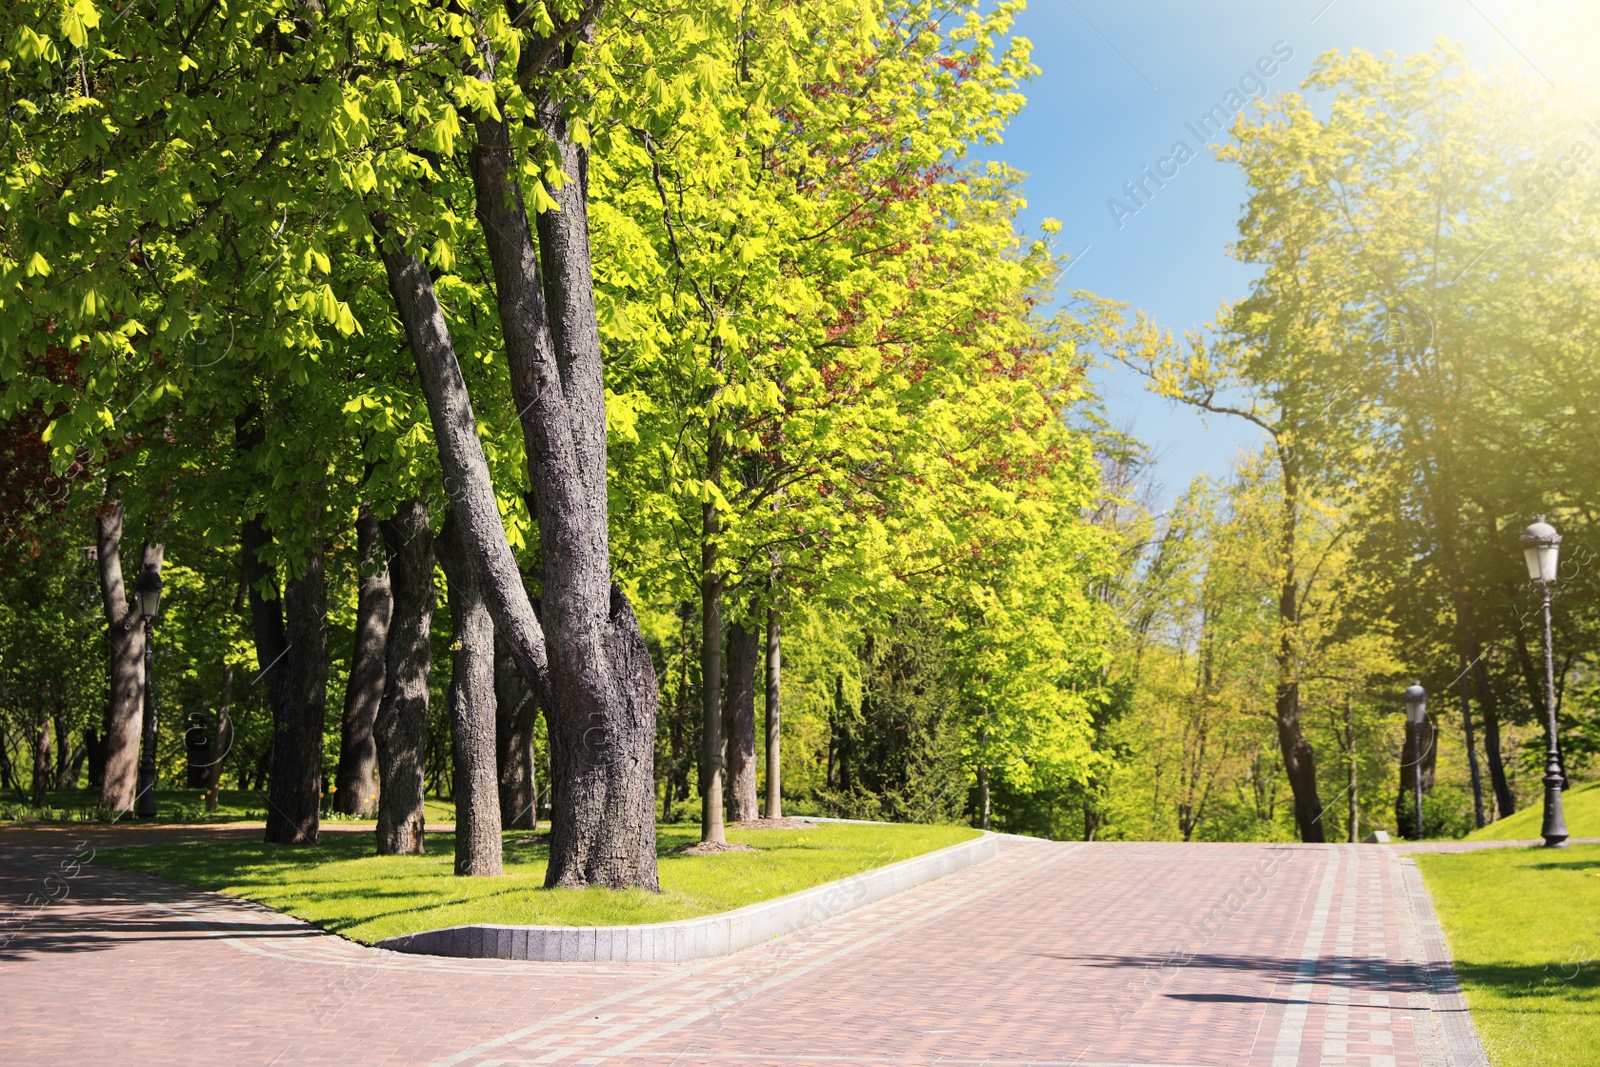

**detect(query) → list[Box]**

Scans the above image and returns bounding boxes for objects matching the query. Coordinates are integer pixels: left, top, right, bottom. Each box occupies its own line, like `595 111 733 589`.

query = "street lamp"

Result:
134 563 162 820
1403 682 1427 840
1520 516 1568 849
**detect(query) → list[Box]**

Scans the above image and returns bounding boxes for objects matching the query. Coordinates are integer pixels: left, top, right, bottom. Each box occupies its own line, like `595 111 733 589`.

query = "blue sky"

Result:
987 0 1523 506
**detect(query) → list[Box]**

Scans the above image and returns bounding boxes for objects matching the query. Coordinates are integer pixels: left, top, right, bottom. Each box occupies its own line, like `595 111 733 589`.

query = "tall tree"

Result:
438 510 502 876
334 506 390 817
375 499 435 855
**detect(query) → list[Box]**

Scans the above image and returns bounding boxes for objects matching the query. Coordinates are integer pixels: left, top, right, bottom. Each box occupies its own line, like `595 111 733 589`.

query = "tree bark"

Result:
764 607 781 819
1471 653 1515 818
1456 655 1486 829
700 532 726 844
264 535 329 845
1274 446 1325 843
371 76 659 886
1344 693 1359 843
494 633 539 829
206 662 234 813
85 728 104 791
375 499 435 855
439 510 503 876
53 716 83 791
724 620 760 823
977 761 991 831
335 504 390 816
95 502 150 812
31 715 50 806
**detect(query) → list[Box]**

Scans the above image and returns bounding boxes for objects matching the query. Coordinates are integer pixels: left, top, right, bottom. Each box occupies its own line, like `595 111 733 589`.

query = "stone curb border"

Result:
376 831 998 963
1397 855 1491 1067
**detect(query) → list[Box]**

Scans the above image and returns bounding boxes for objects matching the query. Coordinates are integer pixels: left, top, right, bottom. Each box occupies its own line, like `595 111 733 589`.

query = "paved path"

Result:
0 832 1488 1067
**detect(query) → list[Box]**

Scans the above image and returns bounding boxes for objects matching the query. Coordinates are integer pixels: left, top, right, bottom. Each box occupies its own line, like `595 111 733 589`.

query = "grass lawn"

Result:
94 820 979 943
1467 780 1600 841
0 788 456 825
1417 843 1600 1066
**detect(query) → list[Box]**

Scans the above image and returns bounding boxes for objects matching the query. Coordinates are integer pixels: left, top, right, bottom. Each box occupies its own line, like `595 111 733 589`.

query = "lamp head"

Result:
1403 682 1427 725
135 564 162 620
1520 516 1562 584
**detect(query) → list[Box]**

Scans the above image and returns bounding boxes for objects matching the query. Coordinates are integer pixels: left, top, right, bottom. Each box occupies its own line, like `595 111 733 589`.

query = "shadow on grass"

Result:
1452 960 1600 1008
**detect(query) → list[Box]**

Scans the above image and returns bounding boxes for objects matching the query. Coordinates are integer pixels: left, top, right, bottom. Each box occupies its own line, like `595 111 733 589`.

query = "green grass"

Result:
0 788 456 825
1468 781 1600 841
94 820 979 943
1417 843 1600 1066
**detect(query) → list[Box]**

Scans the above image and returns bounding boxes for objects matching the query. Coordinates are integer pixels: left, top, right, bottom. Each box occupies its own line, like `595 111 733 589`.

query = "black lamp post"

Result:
1520 516 1568 849
1403 682 1427 840
134 563 162 820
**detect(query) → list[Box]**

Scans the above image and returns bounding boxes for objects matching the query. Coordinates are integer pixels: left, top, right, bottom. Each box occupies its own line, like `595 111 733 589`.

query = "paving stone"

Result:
0 831 1487 1066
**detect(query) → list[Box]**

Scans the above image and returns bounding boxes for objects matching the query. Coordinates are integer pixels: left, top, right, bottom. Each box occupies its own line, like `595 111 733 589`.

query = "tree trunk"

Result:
1471 653 1515 817
31 715 50 806
96 502 152 812
724 620 760 823
1456 656 1486 829
1273 446 1325 843
1344 694 1359 843
85 728 104 790
335 504 390 817
375 52 659 887
494 633 539 829
264 534 329 845
206 663 234 813
976 761 991 831
53 716 82 791
700 549 726 843
374 499 435 856
764 607 781 819
185 706 211 788
439 510 503 876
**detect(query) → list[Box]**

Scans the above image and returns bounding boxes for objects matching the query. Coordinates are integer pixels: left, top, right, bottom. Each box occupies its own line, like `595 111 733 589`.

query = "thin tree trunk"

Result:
31 714 50 807
724 620 759 824
1457 655 1486 829
1274 446 1325 843
335 504 390 817
764 607 781 819
375 499 435 856
206 663 234 813
439 510 503 876
53 716 81 791
698 417 727 843
662 603 693 823
976 761 991 832
85 728 104 791
96 502 151 812
494 633 539 830
1471 653 1514 817
264 534 329 845
1344 693 1359 843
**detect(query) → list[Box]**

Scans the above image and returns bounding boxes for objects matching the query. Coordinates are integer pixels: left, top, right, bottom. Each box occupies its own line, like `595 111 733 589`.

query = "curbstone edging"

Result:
376 831 999 963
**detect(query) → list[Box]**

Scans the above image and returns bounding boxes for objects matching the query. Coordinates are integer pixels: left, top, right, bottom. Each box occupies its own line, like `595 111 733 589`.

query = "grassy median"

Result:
1417 843 1600 1067
93 820 979 943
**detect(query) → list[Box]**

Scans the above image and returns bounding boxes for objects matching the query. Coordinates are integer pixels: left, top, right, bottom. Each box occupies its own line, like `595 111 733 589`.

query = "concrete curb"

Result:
376 831 998 963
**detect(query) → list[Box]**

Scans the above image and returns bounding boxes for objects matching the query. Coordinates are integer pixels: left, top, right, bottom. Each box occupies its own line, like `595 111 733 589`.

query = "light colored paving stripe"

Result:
1272 845 1343 1067
593 1056 1220 1066
1398 855 1490 1067
1388 849 1448 1067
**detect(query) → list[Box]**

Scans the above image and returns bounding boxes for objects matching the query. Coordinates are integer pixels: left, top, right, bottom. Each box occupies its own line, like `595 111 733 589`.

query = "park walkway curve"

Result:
0 829 1488 1066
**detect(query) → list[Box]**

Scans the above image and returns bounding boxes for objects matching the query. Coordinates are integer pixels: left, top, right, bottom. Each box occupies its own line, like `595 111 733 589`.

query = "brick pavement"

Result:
0 832 1486 1066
